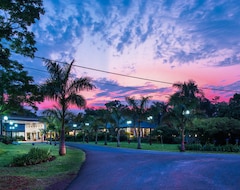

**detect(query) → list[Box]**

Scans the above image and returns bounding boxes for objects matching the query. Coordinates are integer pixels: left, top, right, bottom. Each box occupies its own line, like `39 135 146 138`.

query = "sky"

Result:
22 0 240 110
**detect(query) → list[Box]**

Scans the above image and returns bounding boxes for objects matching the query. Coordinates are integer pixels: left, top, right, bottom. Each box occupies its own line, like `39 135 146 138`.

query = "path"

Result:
66 143 240 190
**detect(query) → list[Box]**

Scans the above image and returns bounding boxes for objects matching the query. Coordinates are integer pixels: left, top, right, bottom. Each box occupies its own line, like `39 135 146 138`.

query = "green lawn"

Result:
88 141 180 151
0 142 85 190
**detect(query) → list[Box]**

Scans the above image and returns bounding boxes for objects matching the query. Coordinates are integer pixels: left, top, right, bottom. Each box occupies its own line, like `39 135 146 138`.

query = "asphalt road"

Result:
66 143 240 190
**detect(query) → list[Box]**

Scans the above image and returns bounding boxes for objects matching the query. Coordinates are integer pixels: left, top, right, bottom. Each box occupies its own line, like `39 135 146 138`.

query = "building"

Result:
1 116 46 141
120 121 156 138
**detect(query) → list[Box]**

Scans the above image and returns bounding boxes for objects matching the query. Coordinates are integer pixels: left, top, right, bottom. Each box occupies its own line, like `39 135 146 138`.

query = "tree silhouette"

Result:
41 60 95 155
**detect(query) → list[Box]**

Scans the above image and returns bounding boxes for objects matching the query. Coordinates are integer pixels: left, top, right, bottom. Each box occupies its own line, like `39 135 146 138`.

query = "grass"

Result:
0 142 85 190
88 141 180 152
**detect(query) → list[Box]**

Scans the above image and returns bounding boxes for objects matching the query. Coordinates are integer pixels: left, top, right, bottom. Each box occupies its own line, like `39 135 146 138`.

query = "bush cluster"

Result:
185 143 240 152
10 147 55 167
1 136 13 144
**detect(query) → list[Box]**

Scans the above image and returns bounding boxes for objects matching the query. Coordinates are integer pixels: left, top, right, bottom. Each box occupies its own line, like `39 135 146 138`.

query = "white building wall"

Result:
25 122 45 141
4 118 45 141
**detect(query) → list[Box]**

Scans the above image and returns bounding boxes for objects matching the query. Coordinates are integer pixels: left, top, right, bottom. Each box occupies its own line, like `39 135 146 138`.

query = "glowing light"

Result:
127 121 132 125
3 116 8 121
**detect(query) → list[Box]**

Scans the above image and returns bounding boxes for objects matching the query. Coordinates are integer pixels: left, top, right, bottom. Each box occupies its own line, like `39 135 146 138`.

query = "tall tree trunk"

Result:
95 131 98 144
59 126 66 155
54 131 57 145
137 122 141 149
104 128 107 145
0 87 4 135
149 128 152 145
117 129 120 147
180 127 185 152
50 131 52 145
59 112 66 156
83 132 85 143
0 118 3 136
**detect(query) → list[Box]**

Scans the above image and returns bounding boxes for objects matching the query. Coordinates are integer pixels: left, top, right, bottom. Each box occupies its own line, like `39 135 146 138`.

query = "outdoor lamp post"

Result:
126 120 132 125
2 116 8 135
84 123 89 143
147 116 153 145
3 116 8 121
14 124 18 138
183 110 190 115
181 109 190 152
126 121 132 143
9 121 13 138
73 124 77 141
9 122 18 138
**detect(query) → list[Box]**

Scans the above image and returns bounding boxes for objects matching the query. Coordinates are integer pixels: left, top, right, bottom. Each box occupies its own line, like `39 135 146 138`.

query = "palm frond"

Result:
62 60 74 86
66 94 86 108
68 77 96 93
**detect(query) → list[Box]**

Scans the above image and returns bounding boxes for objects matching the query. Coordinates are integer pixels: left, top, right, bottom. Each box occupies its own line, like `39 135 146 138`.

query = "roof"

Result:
120 121 156 129
3 116 40 122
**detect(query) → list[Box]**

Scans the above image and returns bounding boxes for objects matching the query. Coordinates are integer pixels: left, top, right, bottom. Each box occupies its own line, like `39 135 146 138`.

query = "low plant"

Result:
10 147 55 167
221 144 240 152
184 143 240 153
202 143 216 151
1 136 13 144
185 143 202 151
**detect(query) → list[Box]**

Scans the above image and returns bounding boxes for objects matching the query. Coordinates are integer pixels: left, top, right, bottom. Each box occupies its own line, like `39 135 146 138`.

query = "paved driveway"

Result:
66 143 240 190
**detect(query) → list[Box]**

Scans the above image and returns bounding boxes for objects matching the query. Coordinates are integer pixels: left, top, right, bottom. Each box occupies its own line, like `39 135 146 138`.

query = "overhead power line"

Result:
33 55 173 85
33 55 240 94
3 55 239 94
73 64 174 85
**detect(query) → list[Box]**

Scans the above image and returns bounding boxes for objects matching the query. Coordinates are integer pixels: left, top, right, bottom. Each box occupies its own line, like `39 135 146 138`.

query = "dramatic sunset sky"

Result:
22 0 240 110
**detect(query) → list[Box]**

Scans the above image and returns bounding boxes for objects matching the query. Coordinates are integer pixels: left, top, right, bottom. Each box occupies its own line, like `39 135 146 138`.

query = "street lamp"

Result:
147 116 153 121
73 124 77 141
181 109 190 152
126 120 132 143
1 116 8 135
126 120 132 125
147 116 153 145
183 110 190 115
84 123 90 143
9 123 18 138
3 116 8 121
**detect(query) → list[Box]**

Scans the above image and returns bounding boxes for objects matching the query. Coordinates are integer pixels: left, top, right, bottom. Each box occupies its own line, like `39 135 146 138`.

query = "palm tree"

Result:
92 108 113 145
40 128 48 142
82 110 103 144
105 100 126 147
41 60 95 155
72 112 85 141
170 79 203 108
169 80 203 151
125 96 151 149
149 101 169 126
42 107 69 144
91 117 104 144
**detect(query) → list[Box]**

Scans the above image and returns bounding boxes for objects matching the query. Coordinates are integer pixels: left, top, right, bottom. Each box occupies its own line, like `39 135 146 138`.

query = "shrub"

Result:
2 136 13 145
185 143 240 152
185 143 202 151
221 144 240 152
15 136 25 141
214 145 223 152
231 145 240 152
202 143 216 151
10 147 55 167
65 134 75 141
